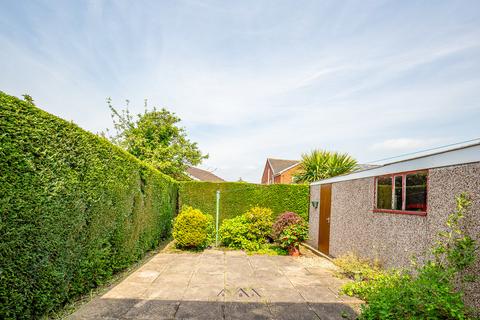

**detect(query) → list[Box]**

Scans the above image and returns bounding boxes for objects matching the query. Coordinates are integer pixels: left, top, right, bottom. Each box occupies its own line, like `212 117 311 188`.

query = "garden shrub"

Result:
178 181 308 222
244 206 274 241
219 206 273 251
219 216 252 249
272 211 304 240
0 92 178 319
172 206 214 249
340 193 477 320
278 222 308 251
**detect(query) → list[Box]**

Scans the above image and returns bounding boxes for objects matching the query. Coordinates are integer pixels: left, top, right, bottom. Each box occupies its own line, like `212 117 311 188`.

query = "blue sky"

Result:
1 0 479 182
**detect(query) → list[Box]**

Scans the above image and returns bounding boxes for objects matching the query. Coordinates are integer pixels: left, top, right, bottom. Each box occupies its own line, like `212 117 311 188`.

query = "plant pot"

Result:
288 246 300 257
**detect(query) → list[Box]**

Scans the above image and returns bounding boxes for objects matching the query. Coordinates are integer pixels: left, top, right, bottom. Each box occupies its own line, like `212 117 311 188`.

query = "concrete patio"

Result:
70 250 362 320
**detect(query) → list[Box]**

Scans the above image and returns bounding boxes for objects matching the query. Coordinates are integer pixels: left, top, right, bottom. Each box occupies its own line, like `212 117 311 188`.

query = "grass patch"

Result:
247 244 288 256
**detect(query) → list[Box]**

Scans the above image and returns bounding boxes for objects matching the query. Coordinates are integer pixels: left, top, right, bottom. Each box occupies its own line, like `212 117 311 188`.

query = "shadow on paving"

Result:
70 298 358 320
69 250 363 319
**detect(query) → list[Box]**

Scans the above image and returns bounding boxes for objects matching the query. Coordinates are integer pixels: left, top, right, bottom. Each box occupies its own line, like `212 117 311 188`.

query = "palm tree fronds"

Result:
293 149 357 183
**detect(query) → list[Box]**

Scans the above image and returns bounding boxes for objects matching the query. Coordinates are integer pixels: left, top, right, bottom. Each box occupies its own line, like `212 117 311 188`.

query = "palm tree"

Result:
293 149 358 183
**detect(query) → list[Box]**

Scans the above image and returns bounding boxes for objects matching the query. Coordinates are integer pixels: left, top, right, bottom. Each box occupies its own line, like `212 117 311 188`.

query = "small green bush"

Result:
340 193 477 320
173 206 214 249
244 206 274 241
278 222 308 250
272 211 304 240
220 206 273 251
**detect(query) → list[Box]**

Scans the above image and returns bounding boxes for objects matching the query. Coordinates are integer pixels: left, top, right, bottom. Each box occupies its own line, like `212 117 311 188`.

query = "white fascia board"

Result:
311 143 480 186
266 159 274 173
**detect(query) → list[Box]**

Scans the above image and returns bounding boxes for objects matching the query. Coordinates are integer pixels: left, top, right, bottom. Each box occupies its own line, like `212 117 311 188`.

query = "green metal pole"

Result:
216 190 220 247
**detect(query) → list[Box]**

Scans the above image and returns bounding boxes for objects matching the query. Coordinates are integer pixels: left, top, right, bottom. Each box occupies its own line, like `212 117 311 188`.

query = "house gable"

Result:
261 160 274 184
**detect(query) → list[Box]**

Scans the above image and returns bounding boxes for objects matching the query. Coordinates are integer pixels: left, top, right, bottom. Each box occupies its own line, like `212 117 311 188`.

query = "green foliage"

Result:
341 271 406 301
248 244 288 256
272 211 304 240
278 222 308 250
334 253 383 282
0 92 178 319
219 216 251 249
172 206 214 249
21 93 34 104
334 253 402 300
339 193 477 320
179 181 309 222
219 207 273 251
293 149 357 183
244 206 274 241
106 98 207 180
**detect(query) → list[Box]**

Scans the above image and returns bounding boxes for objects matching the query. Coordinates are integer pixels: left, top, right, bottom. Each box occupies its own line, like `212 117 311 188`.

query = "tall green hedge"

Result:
179 181 309 222
0 92 178 319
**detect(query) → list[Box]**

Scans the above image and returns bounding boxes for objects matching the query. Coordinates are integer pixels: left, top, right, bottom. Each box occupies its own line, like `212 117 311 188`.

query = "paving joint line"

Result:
246 255 275 315
173 254 202 319
280 257 322 320
148 253 174 286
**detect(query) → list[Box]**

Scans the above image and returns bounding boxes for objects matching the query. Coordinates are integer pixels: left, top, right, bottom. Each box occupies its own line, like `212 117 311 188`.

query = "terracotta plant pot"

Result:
288 246 300 257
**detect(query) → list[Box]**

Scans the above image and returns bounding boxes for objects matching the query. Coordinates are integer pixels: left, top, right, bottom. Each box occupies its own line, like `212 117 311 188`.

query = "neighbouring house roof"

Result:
186 167 225 182
267 158 300 175
311 142 480 186
267 158 378 176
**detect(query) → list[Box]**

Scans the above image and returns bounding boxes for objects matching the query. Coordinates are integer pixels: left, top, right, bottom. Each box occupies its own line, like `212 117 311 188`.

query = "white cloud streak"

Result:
1 1 479 182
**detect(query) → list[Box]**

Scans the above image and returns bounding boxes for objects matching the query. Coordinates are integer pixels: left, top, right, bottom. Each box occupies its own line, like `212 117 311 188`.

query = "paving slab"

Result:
124 300 180 319
175 301 224 320
182 284 225 301
268 302 319 320
143 283 187 300
307 303 361 320
189 272 224 286
224 302 273 320
69 298 137 319
70 249 362 320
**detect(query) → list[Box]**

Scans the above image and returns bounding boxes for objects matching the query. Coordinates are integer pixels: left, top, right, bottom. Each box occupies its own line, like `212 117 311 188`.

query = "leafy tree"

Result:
105 98 208 179
293 149 357 183
22 94 34 104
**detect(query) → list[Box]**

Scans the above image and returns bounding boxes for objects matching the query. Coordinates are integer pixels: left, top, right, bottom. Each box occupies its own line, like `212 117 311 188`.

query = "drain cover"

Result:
217 288 261 298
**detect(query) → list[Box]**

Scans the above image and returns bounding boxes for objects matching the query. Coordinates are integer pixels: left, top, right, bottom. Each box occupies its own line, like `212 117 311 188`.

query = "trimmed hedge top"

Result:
0 92 178 319
178 181 309 222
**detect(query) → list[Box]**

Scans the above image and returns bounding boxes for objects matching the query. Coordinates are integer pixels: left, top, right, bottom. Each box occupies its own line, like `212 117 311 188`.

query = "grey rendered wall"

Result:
307 184 320 248
327 162 480 310
427 163 480 310
329 177 429 267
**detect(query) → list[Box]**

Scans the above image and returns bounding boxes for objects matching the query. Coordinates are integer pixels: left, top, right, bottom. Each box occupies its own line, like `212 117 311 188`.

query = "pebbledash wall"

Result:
308 143 480 310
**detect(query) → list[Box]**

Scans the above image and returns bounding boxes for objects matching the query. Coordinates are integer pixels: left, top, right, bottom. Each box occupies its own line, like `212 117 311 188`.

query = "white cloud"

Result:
1 1 479 182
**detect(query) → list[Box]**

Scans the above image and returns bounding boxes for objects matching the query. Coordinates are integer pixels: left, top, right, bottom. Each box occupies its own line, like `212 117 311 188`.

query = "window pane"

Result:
377 176 392 209
393 176 403 210
405 172 427 212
